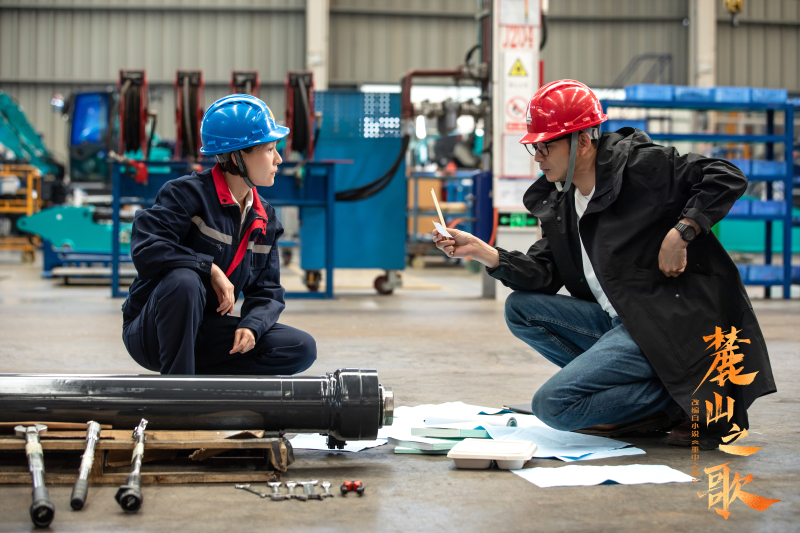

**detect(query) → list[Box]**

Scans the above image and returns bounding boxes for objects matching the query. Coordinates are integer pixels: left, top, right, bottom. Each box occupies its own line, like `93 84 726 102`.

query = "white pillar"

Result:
688 0 716 87
306 0 329 90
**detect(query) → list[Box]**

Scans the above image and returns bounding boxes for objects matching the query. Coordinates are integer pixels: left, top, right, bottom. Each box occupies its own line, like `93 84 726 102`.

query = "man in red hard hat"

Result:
434 80 775 449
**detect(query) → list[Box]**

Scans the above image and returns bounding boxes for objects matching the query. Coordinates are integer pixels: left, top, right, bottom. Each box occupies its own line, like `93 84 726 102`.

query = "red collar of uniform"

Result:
212 164 235 205
252 192 267 220
213 163 268 221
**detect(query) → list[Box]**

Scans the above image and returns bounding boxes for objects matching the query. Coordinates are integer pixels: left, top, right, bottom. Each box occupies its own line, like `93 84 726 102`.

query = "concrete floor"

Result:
1 252 799 532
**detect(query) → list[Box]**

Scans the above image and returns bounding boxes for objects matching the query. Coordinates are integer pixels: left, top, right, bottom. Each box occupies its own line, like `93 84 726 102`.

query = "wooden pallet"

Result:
0 427 292 484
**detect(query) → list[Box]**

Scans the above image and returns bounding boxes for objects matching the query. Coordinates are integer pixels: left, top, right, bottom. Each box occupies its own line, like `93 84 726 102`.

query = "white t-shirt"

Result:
574 186 618 318
228 186 254 239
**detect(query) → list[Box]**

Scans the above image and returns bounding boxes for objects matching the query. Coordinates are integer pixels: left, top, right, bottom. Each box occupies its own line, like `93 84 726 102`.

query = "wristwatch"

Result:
674 222 697 243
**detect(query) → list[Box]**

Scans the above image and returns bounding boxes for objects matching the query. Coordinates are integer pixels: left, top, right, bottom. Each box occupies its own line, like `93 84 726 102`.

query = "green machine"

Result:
17 206 132 253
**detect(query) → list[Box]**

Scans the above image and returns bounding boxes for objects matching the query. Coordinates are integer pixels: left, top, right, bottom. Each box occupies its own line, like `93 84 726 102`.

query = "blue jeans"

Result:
504 291 680 431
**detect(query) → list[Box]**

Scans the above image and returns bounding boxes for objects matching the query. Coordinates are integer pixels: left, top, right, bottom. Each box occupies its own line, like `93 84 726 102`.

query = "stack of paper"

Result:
411 426 490 439
381 402 648 463
381 402 549 454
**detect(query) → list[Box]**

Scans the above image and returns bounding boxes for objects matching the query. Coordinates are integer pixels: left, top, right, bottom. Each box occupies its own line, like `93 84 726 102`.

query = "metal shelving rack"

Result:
601 99 796 299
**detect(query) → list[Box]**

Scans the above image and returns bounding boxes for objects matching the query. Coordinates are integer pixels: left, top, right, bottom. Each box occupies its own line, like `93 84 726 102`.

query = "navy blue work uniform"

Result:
121 164 316 375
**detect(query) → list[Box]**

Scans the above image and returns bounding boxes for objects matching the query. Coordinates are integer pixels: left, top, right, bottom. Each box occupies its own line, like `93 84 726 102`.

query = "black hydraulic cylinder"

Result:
0 369 393 441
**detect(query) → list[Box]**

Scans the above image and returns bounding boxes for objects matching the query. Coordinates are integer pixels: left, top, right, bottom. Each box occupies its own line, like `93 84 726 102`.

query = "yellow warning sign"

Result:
509 59 527 77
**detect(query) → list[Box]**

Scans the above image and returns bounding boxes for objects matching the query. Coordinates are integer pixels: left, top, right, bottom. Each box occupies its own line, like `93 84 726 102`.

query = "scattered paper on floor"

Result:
289 434 387 453
511 464 693 488
486 425 630 459
556 447 645 462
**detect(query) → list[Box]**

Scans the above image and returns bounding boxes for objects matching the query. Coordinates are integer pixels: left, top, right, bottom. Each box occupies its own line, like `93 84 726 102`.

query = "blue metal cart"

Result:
300 91 407 294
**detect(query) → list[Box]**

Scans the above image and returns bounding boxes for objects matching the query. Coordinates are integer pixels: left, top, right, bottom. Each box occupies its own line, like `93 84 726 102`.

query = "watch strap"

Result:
674 222 695 242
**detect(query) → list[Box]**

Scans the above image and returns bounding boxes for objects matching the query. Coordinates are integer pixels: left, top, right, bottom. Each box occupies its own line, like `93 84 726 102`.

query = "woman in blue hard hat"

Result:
121 94 317 375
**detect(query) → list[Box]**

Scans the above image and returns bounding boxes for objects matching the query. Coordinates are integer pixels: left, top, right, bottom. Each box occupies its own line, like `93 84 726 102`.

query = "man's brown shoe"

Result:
574 411 674 438
666 420 692 446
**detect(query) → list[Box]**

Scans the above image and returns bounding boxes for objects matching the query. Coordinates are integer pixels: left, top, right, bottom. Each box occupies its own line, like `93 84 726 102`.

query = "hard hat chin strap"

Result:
555 127 599 193
215 151 256 189
556 131 579 193
232 150 256 189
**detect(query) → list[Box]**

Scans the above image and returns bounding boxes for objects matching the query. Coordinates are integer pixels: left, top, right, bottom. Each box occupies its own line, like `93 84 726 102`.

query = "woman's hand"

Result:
230 328 256 354
432 227 499 268
210 263 235 315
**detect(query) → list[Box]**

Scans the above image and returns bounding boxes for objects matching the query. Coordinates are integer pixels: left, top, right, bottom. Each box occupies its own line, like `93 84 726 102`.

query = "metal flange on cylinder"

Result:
0 369 393 441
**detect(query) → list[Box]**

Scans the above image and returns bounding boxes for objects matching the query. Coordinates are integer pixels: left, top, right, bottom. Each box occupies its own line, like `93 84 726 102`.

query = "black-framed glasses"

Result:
524 135 569 157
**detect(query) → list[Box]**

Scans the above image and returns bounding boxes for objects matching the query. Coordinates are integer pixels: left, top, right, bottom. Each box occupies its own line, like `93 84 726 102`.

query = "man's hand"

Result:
210 263 235 315
432 227 500 268
230 328 256 354
658 218 700 277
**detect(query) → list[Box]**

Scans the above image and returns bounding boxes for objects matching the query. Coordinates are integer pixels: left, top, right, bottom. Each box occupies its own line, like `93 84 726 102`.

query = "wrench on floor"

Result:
235 484 268 498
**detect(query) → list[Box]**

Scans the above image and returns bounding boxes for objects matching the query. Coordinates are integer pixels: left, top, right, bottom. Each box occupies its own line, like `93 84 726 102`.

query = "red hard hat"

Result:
520 80 608 144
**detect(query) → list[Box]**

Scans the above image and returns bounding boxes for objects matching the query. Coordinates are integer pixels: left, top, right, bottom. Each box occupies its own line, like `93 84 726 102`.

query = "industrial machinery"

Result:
0 92 62 186
118 70 152 159
0 165 43 262
1 92 63 258
58 87 115 184
175 70 204 160
231 70 260 97
0 369 394 446
55 69 158 186
21 70 198 279
285 71 316 160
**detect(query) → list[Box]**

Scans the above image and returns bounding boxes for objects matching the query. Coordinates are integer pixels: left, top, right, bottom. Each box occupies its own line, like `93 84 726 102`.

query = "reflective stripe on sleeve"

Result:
191 216 232 244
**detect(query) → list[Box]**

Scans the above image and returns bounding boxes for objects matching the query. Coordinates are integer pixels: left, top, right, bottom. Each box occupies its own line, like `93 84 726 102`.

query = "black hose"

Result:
182 77 195 158
465 44 481 66
540 13 548 50
335 135 410 202
122 85 141 153
146 112 157 161
112 80 131 154
292 77 311 154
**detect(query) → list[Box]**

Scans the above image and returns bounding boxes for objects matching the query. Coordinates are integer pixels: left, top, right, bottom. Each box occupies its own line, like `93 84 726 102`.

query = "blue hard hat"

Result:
199 94 289 155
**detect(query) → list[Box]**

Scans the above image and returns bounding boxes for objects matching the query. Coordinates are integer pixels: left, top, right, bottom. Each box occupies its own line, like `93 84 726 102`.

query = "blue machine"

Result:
300 91 407 293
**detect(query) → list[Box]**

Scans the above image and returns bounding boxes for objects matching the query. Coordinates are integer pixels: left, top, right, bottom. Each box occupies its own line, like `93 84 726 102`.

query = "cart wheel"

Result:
411 256 426 270
374 275 394 295
305 270 321 292
21 251 35 263
282 249 293 267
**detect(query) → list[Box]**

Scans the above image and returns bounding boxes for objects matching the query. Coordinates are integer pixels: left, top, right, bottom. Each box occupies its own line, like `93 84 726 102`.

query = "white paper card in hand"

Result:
433 222 452 238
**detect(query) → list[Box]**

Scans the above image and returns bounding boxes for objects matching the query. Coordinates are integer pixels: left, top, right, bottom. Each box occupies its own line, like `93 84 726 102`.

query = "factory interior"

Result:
1 1 799 532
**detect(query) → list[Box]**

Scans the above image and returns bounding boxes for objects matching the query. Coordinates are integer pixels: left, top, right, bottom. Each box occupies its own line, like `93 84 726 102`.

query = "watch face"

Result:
684 226 697 241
